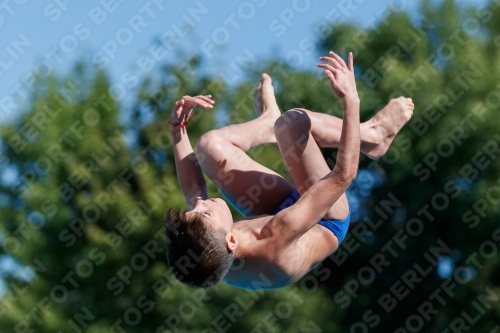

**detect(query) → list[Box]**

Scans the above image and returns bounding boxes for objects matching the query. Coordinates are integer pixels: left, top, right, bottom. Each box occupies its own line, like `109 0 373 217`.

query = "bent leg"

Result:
196 126 295 217
274 97 414 220
195 74 295 216
293 97 414 158
274 110 349 221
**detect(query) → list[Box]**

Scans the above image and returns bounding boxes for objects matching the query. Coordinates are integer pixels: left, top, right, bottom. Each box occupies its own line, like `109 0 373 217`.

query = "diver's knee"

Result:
274 109 311 137
195 130 225 155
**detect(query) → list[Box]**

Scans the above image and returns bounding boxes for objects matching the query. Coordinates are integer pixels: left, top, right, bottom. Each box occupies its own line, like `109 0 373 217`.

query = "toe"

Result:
254 82 262 96
405 110 413 121
393 96 406 107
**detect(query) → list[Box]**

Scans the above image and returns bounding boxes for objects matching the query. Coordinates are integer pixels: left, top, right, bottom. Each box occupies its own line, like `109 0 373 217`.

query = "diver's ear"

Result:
227 233 238 252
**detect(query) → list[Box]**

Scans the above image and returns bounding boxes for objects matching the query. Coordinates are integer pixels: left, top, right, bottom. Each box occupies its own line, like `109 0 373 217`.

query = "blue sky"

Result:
0 0 487 122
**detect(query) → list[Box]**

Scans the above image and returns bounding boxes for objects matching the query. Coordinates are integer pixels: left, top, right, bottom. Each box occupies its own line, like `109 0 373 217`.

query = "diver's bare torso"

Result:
222 215 339 290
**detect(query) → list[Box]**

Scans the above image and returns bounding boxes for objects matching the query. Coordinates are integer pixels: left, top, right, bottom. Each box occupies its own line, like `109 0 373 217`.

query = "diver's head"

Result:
165 199 236 288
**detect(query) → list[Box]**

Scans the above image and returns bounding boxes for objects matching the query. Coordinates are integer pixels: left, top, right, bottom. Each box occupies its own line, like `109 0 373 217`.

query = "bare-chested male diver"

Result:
165 52 414 290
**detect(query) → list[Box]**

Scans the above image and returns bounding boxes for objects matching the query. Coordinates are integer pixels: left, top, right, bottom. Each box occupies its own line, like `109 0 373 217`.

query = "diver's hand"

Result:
317 51 358 104
169 95 214 126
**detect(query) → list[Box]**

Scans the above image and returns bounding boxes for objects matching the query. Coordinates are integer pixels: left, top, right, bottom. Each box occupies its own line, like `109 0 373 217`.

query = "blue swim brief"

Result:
272 189 350 243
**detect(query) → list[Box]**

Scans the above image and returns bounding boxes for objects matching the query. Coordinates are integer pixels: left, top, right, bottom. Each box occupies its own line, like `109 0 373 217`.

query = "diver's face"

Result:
187 198 233 232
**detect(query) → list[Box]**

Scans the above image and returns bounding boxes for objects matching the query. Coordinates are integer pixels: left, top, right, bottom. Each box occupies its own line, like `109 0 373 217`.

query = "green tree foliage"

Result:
0 1 499 332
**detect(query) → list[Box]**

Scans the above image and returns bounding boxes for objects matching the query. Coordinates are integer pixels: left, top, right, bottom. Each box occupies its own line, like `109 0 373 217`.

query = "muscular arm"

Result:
168 96 214 210
271 52 360 242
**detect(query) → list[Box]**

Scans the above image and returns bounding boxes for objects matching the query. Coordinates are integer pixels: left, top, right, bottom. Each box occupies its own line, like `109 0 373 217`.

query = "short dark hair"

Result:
165 208 235 288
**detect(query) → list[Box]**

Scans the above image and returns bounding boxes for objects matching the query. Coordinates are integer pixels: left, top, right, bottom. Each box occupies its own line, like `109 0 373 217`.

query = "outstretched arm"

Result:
319 52 360 177
169 95 214 210
271 52 360 241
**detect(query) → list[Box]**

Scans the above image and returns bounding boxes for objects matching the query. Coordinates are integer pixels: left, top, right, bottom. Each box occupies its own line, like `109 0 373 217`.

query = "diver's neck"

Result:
232 227 256 260
231 214 274 259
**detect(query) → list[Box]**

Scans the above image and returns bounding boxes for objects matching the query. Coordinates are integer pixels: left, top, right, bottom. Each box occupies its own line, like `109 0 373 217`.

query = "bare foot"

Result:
362 97 414 159
253 73 281 143
253 73 281 119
